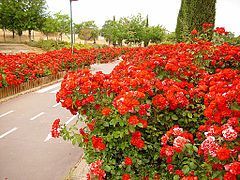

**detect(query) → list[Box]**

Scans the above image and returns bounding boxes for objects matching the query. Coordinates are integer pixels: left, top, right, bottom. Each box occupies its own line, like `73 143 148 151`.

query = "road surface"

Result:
0 59 121 180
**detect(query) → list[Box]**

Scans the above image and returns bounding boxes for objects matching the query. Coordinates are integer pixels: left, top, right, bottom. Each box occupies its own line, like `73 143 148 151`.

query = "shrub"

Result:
53 36 240 179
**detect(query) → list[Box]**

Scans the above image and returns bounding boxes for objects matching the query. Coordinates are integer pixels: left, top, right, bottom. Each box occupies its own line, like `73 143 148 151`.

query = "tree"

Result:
125 13 146 45
53 13 71 41
101 20 115 45
41 14 57 40
175 0 216 42
75 21 99 44
101 14 166 47
24 0 47 41
0 0 47 41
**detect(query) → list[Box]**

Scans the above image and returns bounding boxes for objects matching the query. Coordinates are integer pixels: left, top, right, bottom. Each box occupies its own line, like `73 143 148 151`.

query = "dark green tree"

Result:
175 0 216 42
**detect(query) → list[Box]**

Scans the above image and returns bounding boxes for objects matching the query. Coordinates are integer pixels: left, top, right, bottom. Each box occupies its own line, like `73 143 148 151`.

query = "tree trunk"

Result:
32 30 34 41
28 30 32 42
3 28 6 42
12 31 15 39
144 40 149 47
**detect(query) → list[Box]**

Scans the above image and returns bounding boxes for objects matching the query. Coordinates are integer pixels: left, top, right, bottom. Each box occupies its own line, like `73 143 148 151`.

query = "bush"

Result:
52 36 240 179
25 39 109 51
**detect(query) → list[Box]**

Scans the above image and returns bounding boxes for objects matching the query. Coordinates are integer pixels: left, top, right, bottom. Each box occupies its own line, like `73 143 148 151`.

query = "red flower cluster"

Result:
51 119 60 138
124 157 132 165
214 27 229 35
79 128 89 144
89 159 106 180
130 130 145 149
123 173 131 180
0 47 129 88
52 32 240 179
92 136 106 151
101 107 111 116
128 115 148 128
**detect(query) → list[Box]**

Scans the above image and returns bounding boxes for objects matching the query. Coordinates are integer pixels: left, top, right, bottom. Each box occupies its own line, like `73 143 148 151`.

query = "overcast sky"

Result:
46 0 240 36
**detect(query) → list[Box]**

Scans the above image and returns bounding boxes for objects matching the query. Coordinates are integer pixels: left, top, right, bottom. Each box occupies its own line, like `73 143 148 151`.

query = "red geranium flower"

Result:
124 157 132 165
191 29 197 35
101 107 111 116
123 174 130 180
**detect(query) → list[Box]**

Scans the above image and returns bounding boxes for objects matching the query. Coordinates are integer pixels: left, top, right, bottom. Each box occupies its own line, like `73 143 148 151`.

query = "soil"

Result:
0 43 46 54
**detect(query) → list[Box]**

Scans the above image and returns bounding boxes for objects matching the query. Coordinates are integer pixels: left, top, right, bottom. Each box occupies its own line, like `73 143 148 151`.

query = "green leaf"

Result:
73 127 78 131
189 162 197 170
185 143 192 150
129 125 135 133
77 138 82 144
137 123 144 128
63 135 66 140
187 112 192 118
173 175 180 180
182 165 189 174
113 132 119 138
212 171 221 179
182 111 187 116
172 114 178 120
193 145 198 152
166 115 170 120
72 138 76 145
105 165 111 172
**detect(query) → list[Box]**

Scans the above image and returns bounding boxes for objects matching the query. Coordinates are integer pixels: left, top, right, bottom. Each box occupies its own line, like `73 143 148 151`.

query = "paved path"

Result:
0 43 45 54
0 59 122 180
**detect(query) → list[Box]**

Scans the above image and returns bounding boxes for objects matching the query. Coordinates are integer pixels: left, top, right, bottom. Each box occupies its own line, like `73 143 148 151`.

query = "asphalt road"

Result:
0 81 84 180
0 59 122 180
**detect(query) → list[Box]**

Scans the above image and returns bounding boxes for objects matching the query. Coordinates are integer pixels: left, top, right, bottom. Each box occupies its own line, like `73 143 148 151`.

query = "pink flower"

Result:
224 161 240 175
173 136 188 149
172 127 183 137
200 136 220 157
222 128 237 141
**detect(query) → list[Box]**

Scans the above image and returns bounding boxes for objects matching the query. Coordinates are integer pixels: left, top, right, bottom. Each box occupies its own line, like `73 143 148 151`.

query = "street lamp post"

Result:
70 0 78 54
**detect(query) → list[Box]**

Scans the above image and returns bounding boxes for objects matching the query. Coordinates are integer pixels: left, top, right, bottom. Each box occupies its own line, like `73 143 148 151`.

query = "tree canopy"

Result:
0 0 47 40
101 14 166 47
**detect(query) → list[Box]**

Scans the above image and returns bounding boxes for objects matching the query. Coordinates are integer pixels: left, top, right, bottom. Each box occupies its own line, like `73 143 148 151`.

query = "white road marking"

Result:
30 112 45 120
65 115 78 125
52 103 60 108
50 88 60 94
0 110 14 118
36 83 61 93
44 132 53 142
0 127 18 138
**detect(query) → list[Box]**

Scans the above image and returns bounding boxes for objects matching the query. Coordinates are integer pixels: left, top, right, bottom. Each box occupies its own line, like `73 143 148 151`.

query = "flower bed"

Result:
0 47 130 88
52 28 240 179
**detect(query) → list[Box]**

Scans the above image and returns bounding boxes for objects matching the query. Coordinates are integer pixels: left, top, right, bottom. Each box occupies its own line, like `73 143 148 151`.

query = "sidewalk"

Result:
65 59 122 180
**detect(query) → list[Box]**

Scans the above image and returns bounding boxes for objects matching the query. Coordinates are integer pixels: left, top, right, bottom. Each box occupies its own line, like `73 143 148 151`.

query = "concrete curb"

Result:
66 156 89 180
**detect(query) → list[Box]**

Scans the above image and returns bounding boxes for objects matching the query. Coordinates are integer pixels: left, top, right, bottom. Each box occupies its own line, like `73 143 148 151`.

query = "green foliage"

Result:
101 13 166 47
75 21 99 43
175 0 216 42
0 0 47 40
41 15 57 39
52 12 71 41
25 39 107 51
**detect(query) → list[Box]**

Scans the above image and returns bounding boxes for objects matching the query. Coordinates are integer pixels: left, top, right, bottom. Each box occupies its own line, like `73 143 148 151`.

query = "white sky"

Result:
46 0 240 36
